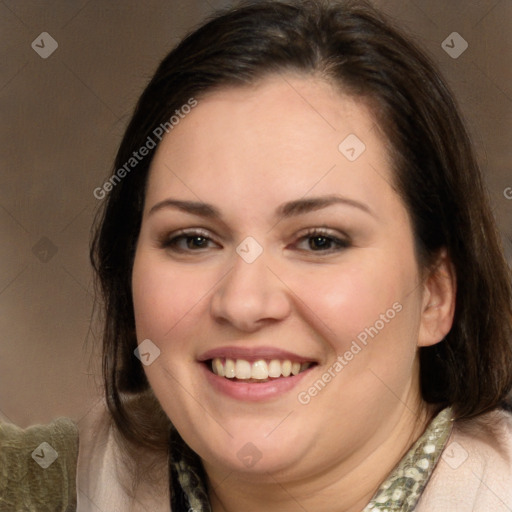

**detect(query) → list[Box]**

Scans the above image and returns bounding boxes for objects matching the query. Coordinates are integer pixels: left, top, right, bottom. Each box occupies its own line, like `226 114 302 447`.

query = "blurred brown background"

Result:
1 0 511 428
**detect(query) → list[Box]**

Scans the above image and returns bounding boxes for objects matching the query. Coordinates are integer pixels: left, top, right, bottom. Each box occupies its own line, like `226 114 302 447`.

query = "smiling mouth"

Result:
208 357 316 383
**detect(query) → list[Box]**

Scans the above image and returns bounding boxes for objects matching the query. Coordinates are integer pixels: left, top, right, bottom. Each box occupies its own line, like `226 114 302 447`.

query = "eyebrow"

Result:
148 195 375 219
277 195 375 219
149 199 221 218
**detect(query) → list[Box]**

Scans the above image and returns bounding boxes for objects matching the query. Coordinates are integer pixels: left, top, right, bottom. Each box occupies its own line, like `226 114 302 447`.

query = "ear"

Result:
417 248 456 347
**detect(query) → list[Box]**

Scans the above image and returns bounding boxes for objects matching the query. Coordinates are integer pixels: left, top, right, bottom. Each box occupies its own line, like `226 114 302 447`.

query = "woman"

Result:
1 0 511 510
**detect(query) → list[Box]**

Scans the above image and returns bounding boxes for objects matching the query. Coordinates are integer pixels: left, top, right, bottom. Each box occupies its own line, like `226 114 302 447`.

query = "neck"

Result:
205 401 437 512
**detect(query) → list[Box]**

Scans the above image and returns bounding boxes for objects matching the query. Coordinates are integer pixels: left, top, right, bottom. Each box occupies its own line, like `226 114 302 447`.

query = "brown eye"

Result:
294 229 351 253
308 235 333 250
185 235 209 249
160 229 221 252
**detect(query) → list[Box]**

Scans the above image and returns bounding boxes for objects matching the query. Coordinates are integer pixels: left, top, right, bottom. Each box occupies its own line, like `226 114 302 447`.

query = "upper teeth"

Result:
211 358 312 380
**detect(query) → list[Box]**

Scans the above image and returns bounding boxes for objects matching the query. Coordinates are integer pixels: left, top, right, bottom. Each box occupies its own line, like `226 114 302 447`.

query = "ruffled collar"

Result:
169 407 453 512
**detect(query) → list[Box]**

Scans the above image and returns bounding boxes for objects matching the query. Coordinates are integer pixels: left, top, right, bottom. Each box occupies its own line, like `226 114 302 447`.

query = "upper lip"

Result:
197 346 317 363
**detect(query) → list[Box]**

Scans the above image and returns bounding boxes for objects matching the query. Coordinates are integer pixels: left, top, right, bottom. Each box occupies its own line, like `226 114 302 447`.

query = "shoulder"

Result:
77 398 170 511
0 416 78 510
416 407 512 511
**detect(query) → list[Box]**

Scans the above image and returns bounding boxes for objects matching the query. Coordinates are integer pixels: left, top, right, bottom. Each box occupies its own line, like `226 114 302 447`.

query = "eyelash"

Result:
159 228 351 254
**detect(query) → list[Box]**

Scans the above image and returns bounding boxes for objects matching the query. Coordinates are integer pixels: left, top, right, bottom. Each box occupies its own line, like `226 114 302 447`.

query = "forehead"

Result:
146 74 396 214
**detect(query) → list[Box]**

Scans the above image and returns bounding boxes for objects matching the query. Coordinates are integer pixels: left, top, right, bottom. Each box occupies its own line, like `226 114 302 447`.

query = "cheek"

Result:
131 250 215 421
294 257 407 344
131 250 213 344
289 252 422 399
290 257 421 419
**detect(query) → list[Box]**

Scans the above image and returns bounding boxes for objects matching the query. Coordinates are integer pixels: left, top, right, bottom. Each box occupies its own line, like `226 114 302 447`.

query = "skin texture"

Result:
131 74 456 512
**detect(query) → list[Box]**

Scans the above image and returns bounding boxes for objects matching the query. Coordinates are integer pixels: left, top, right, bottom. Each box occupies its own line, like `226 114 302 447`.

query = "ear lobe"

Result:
417 248 457 348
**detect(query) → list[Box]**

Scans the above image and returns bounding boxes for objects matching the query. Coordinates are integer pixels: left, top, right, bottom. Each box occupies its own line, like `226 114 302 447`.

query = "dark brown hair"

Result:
90 0 512 469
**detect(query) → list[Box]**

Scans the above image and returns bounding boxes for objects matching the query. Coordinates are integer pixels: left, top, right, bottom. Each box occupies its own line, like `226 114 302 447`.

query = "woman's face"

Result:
132 75 432 478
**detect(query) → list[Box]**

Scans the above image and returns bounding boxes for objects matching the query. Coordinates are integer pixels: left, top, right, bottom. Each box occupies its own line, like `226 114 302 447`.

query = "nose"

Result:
210 251 292 332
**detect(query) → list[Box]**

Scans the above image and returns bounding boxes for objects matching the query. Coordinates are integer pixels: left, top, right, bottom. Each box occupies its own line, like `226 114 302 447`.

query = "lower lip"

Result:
201 363 314 402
